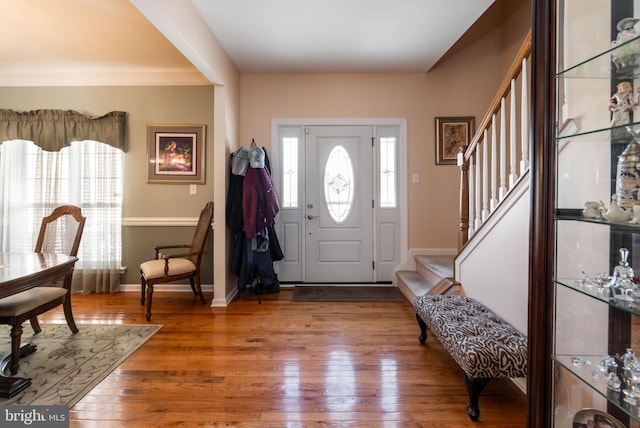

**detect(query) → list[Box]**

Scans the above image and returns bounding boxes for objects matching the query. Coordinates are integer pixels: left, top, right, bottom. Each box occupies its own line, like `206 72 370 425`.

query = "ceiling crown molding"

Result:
0 66 211 87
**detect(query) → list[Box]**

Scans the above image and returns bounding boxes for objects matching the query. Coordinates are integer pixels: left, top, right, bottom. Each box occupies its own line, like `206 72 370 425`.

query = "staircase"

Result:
395 255 461 304
395 32 532 309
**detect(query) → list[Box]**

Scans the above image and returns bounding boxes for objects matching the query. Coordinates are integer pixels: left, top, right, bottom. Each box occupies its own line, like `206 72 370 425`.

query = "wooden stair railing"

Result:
458 30 532 250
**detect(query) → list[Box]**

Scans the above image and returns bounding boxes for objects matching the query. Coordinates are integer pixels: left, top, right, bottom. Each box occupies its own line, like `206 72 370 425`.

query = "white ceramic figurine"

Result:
582 200 605 220
603 194 632 222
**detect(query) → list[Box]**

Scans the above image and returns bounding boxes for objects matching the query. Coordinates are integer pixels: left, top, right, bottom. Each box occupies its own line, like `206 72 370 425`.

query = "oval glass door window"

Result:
324 145 354 223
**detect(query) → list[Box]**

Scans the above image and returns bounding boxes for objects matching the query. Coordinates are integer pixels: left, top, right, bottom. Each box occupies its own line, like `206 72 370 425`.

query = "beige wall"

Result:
239 0 531 249
0 85 215 284
128 0 243 303
0 0 530 301
210 62 241 304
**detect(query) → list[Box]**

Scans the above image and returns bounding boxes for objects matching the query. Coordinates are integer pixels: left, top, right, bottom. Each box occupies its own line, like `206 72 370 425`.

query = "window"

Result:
0 139 123 292
379 137 397 208
324 145 354 223
282 137 299 208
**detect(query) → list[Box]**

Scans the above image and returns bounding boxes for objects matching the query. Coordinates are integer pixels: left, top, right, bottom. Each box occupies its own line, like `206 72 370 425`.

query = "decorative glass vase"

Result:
613 247 635 302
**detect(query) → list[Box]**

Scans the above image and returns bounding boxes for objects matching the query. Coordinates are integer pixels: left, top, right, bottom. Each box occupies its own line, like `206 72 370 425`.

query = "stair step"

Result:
396 270 460 304
396 254 461 303
415 255 454 284
396 271 434 300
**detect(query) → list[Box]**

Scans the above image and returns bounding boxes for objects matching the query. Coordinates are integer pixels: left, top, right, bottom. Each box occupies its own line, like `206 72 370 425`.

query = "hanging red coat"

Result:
242 165 279 238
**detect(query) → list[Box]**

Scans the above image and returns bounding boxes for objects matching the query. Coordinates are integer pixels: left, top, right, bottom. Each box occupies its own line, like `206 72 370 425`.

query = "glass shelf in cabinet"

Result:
555 279 640 317
553 355 640 423
556 121 640 142
554 212 640 232
558 34 640 79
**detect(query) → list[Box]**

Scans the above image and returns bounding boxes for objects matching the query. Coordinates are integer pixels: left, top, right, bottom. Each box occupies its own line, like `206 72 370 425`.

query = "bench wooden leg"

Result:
416 313 428 344
461 370 489 421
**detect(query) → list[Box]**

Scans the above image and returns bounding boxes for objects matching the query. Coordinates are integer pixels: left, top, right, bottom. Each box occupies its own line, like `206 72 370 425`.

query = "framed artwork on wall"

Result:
435 116 475 165
146 124 206 184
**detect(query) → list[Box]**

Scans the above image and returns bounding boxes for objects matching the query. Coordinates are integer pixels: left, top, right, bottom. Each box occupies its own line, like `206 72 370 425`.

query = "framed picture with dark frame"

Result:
146 124 206 184
435 116 475 165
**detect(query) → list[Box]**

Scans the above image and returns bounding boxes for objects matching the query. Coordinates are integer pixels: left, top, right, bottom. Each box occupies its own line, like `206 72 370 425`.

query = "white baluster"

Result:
509 79 518 187
475 146 483 231
490 116 498 212
499 97 507 201
482 129 490 221
469 157 475 238
520 57 529 173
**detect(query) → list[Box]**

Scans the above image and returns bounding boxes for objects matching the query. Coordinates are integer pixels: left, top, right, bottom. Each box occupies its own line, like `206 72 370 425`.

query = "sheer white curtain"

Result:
0 139 124 293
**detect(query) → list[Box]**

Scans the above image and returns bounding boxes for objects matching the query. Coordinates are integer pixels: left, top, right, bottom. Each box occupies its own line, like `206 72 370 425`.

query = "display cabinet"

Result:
550 1 640 427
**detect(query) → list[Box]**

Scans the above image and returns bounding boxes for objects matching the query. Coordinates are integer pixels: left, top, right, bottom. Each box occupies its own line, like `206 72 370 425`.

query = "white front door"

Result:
304 126 374 282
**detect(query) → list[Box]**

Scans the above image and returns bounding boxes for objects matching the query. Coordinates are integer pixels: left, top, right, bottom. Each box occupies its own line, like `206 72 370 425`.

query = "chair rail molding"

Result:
122 217 215 228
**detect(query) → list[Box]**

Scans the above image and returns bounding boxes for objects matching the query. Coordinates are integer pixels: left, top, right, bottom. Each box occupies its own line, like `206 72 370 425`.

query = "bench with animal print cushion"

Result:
414 294 527 422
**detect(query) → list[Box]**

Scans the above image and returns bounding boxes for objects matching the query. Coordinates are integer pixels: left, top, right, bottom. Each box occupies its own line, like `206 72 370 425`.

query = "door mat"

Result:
291 286 405 302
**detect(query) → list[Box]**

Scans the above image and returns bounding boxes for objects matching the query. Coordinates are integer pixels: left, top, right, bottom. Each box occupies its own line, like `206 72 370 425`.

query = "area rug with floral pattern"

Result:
0 323 161 407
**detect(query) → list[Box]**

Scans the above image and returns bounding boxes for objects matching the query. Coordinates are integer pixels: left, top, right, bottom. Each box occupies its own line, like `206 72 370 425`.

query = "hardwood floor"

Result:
37 288 526 427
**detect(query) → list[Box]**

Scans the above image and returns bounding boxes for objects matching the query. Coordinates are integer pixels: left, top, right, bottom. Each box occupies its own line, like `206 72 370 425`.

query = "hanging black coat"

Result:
227 146 283 291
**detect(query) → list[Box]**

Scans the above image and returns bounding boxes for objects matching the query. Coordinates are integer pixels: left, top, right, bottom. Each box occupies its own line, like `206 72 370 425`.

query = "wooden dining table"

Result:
0 252 78 398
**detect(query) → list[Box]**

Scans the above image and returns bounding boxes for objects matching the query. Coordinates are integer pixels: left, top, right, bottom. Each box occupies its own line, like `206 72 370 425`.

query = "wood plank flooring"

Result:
37 288 526 427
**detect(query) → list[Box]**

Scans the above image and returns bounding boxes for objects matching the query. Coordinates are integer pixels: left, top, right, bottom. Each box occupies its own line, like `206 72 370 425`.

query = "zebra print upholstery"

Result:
414 294 527 379
414 294 527 421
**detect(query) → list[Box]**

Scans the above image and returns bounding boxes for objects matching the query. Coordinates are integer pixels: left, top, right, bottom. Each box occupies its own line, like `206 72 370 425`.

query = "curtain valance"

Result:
0 109 127 152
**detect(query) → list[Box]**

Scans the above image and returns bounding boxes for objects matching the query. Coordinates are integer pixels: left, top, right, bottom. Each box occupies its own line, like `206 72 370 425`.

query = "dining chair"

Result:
140 202 214 321
0 205 85 375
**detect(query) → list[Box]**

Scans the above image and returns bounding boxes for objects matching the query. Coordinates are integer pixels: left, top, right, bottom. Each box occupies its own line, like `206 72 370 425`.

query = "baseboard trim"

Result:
120 283 214 293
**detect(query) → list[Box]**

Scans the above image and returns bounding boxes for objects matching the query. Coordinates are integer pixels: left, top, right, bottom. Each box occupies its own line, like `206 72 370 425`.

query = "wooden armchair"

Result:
140 202 214 321
0 205 85 375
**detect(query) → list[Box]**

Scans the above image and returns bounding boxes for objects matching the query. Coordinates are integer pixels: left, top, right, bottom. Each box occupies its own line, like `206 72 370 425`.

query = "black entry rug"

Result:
291 285 405 302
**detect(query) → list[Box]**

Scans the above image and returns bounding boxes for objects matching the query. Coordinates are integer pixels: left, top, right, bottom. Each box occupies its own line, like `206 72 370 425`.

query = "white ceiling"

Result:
192 0 495 73
0 0 495 85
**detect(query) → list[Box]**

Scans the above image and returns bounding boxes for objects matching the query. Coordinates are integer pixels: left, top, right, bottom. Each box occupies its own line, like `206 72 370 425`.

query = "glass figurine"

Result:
612 248 635 302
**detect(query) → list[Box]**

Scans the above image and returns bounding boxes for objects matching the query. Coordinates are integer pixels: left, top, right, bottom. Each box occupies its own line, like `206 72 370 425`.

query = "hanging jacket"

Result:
242 165 279 238
228 145 284 287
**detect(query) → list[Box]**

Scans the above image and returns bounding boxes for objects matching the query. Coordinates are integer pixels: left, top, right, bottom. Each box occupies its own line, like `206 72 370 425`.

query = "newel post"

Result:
458 148 469 250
